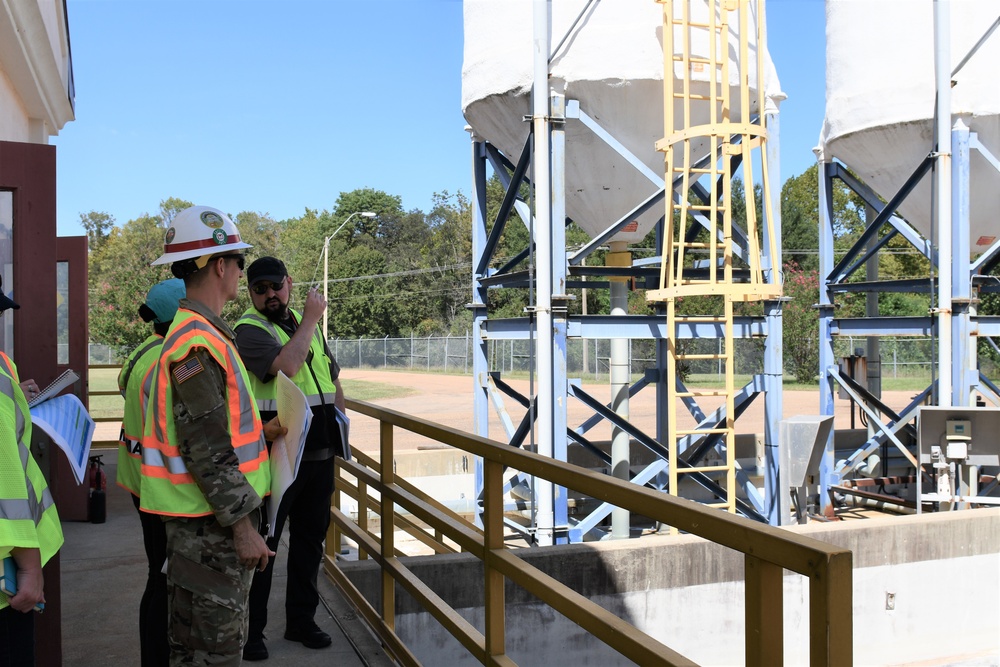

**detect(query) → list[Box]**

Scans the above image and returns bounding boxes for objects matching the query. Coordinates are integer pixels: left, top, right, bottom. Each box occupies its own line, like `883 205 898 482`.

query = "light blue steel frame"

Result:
817 122 1000 512
468 102 785 537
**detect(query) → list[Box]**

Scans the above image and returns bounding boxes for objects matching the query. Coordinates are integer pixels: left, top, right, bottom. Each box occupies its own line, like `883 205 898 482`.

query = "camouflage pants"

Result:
164 511 258 666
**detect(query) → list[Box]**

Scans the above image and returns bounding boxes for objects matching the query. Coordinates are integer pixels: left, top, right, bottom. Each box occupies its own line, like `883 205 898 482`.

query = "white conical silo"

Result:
462 0 783 244
820 0 1000 251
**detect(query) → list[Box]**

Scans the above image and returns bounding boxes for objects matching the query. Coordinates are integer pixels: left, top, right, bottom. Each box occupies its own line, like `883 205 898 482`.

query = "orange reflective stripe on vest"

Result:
139 308 268 516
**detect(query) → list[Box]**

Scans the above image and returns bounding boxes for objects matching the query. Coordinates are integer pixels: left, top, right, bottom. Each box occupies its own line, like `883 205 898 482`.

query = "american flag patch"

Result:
172 357 204 384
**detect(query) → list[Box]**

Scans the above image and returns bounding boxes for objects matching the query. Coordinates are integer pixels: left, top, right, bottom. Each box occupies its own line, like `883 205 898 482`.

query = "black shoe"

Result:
243 636 269 661
284 623 332 649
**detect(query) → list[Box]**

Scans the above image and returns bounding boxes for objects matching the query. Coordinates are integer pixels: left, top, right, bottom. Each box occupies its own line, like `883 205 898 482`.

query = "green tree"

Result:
80 211 114 254
780 163 867 273
421 191 473 332
88 213 174 353
782 262 820 383
87 199 286 354
222 210 283 322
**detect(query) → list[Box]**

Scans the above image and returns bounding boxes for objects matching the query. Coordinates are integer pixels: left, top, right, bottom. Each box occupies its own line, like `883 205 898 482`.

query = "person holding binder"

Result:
0 278 63 666
234 256 347 661
116 278 185 667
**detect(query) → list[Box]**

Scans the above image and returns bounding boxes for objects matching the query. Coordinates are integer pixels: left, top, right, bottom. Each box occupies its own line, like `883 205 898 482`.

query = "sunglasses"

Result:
251 279 286 295
217 254 245 271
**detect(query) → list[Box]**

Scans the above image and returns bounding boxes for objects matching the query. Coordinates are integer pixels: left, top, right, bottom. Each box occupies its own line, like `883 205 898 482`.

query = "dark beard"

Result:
261 299 289 323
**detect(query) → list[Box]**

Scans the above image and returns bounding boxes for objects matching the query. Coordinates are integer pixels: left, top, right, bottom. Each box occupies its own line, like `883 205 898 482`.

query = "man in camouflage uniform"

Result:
140 206 283 666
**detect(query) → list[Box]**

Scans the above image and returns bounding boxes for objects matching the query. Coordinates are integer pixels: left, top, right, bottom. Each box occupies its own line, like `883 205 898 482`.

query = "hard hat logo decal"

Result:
212 228 227 245
200 211 225 229
165 227 176 244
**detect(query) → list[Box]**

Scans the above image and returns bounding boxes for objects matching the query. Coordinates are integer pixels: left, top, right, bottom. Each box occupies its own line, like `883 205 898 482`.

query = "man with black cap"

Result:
116 278 185 667
234 256 346 660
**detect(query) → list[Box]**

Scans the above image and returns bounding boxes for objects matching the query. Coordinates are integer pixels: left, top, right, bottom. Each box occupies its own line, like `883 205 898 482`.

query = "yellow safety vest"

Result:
116 334 163 496
0 353 64 610
234 308 338 412
139 309 269 517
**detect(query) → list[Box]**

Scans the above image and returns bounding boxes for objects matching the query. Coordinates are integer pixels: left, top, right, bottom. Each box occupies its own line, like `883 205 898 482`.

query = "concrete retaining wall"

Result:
339 509 1000 666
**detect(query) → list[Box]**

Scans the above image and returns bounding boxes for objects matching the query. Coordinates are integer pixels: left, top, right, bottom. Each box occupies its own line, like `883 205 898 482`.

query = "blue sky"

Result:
53 0 825 237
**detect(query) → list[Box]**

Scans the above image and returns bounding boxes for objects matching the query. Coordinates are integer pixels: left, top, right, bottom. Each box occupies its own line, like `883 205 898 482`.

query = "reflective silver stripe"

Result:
0 497 35 521
121 337 162 393
236 312 279 339
308 393 337 407
141 447 190 475
0 374 27 457
0 373 56 526
256 393 336 411
141 364 156 412
143 437 264 471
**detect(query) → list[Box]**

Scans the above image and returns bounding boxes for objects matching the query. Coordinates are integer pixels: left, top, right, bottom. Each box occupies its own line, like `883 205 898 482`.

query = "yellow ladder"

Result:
650 0 781 519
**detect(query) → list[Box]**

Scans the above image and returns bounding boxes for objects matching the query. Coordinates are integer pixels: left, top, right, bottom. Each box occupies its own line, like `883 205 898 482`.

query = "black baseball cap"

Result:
246 257 288 287
0 276 19 312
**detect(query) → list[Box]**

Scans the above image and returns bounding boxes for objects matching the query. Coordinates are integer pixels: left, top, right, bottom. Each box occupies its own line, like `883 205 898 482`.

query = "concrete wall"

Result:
340 508 1000 666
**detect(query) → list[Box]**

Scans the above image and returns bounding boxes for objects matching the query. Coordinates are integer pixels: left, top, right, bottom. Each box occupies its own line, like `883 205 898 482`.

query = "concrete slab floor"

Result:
57 458 392 667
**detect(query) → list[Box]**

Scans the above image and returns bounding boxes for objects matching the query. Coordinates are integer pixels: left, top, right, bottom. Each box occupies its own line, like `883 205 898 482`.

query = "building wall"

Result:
0 68 31 141
0 0 74 143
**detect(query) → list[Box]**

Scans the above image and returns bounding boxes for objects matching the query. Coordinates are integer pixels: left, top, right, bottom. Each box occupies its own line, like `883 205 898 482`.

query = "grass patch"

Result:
341 379 414 401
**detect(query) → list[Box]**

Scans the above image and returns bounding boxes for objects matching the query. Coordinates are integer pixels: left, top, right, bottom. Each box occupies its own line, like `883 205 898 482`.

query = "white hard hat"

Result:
151 206 252 266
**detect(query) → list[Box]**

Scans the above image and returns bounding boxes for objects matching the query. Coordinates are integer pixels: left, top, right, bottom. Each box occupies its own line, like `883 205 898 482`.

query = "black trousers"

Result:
248 456 334 639
131 494 169 667
0 605 34 667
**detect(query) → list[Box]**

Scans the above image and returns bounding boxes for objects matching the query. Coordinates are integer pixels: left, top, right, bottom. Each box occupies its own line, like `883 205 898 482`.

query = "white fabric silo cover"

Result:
462 0 783 243
821 0 1000 247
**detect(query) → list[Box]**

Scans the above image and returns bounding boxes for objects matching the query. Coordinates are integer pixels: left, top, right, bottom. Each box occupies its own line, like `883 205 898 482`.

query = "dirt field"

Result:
92 369 916 454
341 369 918 454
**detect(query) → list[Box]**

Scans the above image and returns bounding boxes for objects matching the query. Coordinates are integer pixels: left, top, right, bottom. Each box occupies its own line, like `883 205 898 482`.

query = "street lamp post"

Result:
323 211 376 341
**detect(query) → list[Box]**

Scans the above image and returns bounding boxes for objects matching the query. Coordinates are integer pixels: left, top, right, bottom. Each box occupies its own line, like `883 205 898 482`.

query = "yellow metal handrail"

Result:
326 398 853 667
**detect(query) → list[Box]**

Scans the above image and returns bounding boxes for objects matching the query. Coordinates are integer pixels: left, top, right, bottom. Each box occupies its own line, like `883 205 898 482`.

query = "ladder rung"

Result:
670 56 717 66
676 316 727 323
674 390 727 398
703 502 734 509
683 205 725 212
670 20 722 31
669 167 717 175
675 353 725 361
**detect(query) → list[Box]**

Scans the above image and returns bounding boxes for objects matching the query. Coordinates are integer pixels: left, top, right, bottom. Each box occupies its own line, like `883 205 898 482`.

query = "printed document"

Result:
29 393 95 485
266 371 311 537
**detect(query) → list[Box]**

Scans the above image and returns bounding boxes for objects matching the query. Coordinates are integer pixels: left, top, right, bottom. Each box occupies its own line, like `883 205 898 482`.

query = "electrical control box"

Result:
945 419 971 440
918 407 1000 466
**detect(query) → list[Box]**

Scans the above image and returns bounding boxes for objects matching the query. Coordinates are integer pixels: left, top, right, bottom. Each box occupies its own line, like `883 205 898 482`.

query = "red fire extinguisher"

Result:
88 454 106 524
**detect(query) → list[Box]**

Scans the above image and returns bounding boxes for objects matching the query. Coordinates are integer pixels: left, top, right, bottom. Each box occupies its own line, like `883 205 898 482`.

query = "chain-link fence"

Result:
327 334 960 381
87 343 121 365
84 335 989 381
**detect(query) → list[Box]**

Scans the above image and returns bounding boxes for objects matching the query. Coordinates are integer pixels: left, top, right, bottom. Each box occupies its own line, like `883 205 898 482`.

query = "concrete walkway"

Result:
59 459 392 666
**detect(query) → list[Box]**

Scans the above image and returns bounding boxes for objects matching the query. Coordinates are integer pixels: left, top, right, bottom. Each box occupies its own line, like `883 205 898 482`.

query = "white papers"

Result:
266 371 311 537
28 369 80 408
334 406 351 461
29 393 95 485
